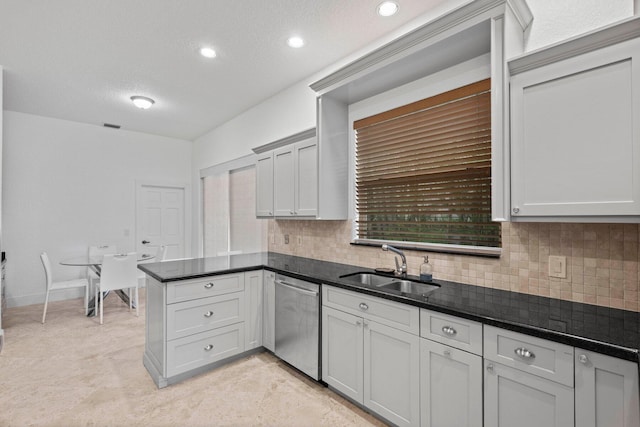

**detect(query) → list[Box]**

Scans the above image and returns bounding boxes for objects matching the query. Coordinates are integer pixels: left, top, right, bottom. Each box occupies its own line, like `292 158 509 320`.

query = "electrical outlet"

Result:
284 234 290 244
549 255 567 279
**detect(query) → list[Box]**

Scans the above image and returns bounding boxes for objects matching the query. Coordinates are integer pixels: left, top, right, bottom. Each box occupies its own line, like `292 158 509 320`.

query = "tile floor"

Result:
0 291 386 427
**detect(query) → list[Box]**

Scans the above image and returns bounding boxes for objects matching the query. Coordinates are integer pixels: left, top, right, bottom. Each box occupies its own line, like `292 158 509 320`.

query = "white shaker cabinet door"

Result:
273 145 295 216
510 37 640 218
420 339 482 427
575 349 640 427
484 360 574 427
255 153 274 217
294 139 318 217
364 320 420 427
322 306 364 403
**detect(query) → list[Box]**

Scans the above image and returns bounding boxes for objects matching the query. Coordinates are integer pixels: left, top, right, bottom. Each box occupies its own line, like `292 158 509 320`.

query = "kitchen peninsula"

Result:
140 252 640 427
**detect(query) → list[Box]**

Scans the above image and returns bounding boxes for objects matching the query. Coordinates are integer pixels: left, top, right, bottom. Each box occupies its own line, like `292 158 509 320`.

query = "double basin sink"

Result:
339 272 439 297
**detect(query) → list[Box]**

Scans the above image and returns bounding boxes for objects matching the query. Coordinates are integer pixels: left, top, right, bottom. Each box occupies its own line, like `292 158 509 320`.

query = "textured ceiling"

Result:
0 0 464 140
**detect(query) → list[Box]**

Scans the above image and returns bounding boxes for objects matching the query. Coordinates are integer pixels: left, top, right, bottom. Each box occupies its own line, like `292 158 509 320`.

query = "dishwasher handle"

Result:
275 279 319 297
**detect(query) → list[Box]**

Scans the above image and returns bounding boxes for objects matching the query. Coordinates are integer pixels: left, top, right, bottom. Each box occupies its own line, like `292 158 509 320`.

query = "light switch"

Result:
549 255 567 279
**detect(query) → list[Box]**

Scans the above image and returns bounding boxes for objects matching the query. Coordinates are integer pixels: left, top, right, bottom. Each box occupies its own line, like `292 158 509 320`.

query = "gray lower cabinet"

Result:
262 270 275 352
484 325 575 427
484 359 574 427
575 348 640 427
322 286 420 427
144 272 257 388
419 308 483 427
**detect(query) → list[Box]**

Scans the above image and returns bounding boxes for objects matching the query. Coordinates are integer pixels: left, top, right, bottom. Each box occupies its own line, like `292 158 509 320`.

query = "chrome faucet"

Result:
381 244 407 277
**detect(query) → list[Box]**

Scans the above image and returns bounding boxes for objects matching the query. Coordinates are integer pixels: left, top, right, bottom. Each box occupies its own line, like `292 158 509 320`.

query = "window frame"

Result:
348 55 501 257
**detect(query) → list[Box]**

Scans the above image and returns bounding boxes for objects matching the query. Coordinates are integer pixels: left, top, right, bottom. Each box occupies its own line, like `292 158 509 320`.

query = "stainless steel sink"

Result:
378 280 439 296
340 272 439 297
340 272 396 287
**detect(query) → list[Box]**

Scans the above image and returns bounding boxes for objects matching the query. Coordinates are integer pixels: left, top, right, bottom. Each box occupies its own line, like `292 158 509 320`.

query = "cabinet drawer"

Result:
323 286 419 334
167 273 245 304
484 325 574 387
420 309 483 355
167 293 245 340
166 323 245 377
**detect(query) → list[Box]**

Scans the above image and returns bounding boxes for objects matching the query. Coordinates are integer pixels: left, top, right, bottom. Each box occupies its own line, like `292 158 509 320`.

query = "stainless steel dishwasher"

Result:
274 273 320 381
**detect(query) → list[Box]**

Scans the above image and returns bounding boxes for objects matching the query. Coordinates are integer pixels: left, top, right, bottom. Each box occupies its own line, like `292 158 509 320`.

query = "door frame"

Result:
135 180 191 259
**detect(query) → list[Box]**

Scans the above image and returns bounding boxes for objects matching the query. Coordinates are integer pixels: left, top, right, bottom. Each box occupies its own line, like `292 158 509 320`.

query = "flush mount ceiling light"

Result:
377 1 399 16
130 96 155 109
287 36 305 48
200 46 217 58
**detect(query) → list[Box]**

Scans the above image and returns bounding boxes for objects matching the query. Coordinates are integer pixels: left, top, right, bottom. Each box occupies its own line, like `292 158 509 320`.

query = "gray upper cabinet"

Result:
255 152 274 217
509 16 640 221
253 128 347 219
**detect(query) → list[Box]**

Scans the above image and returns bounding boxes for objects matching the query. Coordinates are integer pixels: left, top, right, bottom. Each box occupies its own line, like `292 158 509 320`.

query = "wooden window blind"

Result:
354 78 501 248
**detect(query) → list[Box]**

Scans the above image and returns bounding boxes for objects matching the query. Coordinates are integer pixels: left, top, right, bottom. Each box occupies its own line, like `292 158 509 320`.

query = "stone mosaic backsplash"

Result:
268 220 640 312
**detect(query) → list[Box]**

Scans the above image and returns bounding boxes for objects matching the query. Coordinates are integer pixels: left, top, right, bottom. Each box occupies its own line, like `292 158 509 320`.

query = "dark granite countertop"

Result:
139 252 640 362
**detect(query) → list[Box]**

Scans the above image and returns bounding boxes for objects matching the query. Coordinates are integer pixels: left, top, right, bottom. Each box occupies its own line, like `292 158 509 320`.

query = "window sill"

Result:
351 239 501 258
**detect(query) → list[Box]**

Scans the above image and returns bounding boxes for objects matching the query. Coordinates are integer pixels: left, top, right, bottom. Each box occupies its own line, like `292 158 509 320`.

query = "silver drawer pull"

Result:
204 282 214 289
204 344 213 351
444 350 451 357
359 302 369 311
486 363 494 373
515 347 535 360
204 311 214 318
578 354 589 364
442 326 457 336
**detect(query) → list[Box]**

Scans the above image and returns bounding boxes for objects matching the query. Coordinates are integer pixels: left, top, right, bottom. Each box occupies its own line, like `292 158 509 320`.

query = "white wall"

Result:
2 111 192 307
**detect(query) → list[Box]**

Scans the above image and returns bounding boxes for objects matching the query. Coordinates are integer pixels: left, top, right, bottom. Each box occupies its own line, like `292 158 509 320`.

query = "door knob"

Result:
142 240 150 244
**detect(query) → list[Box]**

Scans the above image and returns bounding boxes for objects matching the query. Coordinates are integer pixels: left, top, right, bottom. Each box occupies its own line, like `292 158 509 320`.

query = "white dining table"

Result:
60 253 155 316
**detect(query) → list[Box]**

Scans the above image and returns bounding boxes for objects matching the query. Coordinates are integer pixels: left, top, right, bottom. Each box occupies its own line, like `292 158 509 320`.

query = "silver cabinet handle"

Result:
442 326 457 336
204 344 213 351
486 363 494 373
513 207 520 214
359 302 369 310
204 282 214 289
578 354 589 364
290 210 294 215
444 350 451 357
356 320 362 326
514 347 535 360
204 311 214 318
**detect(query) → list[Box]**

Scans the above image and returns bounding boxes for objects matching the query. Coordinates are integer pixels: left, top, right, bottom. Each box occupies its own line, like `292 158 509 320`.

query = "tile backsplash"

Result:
268 220 640 312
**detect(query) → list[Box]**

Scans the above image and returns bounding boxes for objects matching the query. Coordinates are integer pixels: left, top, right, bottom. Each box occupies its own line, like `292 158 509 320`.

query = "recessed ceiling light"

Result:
377 1 399 17
130 96 155 109
287 36 305 48
200 47 217 58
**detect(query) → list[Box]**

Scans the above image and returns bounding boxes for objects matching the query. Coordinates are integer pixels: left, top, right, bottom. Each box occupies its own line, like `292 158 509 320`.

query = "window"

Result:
353 78 500 251
202 157 266 257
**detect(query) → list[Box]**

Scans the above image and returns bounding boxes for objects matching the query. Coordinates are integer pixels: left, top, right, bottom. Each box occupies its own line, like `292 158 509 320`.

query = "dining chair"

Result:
40 252 89 323
97 253 139 325
137 245 168 287
87 245 117 295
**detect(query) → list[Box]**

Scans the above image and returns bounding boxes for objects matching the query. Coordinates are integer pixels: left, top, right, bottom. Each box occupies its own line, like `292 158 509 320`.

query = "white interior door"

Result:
137 183 186 260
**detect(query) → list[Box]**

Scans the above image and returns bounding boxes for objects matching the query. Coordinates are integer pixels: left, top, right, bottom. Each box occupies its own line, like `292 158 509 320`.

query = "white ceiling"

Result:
0 0 463 140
